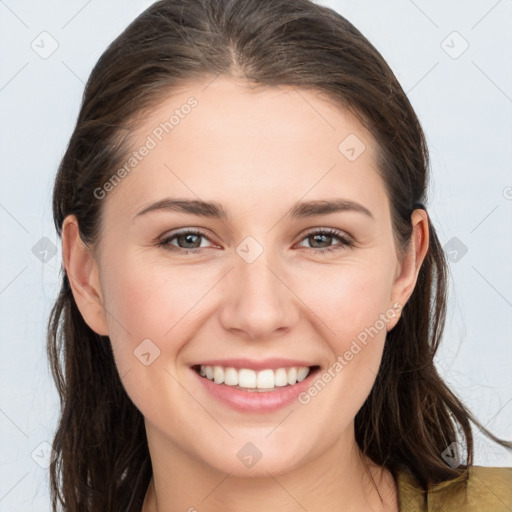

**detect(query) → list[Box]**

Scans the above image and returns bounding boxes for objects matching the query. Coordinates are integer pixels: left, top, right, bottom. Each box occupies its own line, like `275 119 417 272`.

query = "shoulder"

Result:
397 466 512 512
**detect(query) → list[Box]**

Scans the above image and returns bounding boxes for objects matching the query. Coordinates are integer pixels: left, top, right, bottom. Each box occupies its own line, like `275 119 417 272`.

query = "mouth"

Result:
190 361 321 412
192 364 320 392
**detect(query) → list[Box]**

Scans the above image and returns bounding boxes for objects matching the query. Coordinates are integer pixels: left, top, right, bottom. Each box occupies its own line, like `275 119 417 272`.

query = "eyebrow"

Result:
289 199 373 219
134 197 374 220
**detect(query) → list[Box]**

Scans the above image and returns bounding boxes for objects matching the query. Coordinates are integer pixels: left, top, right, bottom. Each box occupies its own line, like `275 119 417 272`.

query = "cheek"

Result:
292 257 396 417
101 252 213 338
98 253 207 379
295 255 395 349
98 255 211 428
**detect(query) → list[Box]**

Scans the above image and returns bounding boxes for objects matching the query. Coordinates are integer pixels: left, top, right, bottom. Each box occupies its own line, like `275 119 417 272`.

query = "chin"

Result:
189 427 320 479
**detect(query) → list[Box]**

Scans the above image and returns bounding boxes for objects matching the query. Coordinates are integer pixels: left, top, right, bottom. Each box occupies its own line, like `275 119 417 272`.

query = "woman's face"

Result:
66 76 427 477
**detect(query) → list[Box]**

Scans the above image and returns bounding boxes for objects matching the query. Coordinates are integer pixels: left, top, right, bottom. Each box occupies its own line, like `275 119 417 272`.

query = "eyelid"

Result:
295 227 354 251
158 227 217 249
158 226 355 253
300 226 353 242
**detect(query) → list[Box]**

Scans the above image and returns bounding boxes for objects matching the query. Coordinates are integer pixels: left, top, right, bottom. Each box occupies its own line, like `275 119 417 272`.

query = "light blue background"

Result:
1 0 511 509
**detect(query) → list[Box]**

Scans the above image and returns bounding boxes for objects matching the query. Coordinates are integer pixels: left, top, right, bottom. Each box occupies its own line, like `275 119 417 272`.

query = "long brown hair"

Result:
48 0 511 510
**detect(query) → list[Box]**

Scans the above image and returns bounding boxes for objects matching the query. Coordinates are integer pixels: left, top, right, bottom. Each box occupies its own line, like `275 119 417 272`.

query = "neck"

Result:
141 426 398 512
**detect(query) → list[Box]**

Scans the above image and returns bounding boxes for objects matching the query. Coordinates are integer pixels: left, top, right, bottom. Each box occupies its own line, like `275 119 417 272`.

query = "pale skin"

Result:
62 76 429 511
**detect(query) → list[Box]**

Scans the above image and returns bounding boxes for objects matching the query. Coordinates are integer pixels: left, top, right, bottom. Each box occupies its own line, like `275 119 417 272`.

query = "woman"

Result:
48 0 512 510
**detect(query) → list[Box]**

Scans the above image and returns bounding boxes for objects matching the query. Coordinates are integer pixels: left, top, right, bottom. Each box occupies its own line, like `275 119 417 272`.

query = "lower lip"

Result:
192 368 318 412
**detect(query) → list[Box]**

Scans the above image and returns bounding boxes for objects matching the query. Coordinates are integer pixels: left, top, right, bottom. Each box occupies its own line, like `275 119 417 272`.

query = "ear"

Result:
386 209 429 331
61 215 109 336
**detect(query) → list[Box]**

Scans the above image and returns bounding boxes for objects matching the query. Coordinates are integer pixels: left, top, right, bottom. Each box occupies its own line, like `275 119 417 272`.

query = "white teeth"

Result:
274 368 288 387
239 368 256 388
198 365 312 389
297 367 309 382
213 366 224 384
287 367 297 385
256 369 275 389
224 367 238 386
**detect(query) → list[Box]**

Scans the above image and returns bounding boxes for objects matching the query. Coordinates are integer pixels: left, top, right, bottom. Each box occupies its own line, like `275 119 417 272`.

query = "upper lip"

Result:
191 358 316 371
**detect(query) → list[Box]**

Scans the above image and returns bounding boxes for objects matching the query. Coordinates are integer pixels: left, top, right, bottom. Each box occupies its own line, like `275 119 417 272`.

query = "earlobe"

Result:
61 215 109 336
388 209 430 322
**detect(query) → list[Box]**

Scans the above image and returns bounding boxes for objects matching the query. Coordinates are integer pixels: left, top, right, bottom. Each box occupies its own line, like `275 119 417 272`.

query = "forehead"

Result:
102 76 386 223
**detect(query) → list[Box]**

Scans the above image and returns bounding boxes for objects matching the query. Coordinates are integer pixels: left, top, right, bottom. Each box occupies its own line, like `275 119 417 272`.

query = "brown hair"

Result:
48 0 511 510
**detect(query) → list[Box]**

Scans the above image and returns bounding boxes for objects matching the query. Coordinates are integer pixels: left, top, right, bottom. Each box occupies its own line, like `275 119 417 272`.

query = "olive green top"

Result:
397 466 512 511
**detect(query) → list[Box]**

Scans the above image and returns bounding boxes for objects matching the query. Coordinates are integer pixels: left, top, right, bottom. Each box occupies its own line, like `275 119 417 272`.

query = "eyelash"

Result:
157 228 354 255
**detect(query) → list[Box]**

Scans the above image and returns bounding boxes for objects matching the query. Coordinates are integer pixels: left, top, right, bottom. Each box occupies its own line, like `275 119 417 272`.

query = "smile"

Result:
191 360 320 412
196 364 312 391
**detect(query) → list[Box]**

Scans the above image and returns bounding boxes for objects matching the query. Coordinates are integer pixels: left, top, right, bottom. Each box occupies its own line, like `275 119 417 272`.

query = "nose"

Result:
218 249 301 341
